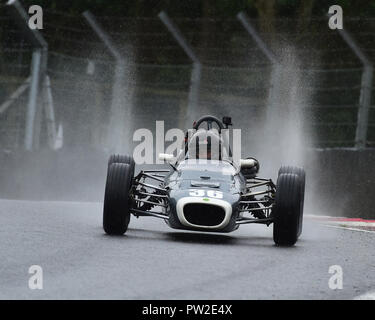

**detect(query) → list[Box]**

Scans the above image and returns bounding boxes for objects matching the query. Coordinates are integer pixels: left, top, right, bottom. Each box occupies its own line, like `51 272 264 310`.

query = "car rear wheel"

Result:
103 163 133 235
273 173 302 246
278 166 305 237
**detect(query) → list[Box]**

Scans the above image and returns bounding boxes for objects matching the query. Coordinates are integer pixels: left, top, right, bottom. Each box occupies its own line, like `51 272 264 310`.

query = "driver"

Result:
187 129 222 160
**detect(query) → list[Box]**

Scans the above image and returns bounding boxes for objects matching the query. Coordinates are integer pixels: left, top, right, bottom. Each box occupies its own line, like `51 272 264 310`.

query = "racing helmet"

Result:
187 129 222 160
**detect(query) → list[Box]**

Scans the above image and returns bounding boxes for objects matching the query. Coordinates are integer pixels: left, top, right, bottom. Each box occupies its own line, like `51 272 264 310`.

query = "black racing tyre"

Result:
108 154 135 174
278 166 305 237
103 163 133 235
273 173 302 246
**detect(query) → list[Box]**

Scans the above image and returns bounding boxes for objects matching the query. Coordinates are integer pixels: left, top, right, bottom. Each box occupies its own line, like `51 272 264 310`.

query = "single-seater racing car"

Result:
103 115 306 246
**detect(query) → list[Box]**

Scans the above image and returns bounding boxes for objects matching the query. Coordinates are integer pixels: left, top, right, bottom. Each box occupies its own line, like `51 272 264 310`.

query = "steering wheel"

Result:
193 115 225 132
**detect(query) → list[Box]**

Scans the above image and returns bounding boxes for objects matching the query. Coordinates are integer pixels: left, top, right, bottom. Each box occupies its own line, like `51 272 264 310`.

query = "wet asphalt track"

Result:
0 199 374 300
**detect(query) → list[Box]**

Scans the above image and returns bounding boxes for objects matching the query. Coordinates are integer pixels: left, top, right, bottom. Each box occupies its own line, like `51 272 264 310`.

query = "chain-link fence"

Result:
1 5 375 154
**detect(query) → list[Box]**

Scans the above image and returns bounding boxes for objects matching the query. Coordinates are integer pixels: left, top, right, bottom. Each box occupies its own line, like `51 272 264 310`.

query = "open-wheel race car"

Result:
103 115 306 246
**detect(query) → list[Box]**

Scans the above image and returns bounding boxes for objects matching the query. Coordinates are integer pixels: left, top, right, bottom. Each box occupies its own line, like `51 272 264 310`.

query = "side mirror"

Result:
158 153 174 162
222 116 232 127
239 158 260 179
240 158 256 169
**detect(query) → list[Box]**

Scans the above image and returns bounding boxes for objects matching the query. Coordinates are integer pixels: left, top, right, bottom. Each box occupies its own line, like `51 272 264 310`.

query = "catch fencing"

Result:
1 3 375 154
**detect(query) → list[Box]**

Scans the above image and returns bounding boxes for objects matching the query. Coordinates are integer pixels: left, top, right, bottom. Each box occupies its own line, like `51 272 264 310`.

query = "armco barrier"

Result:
308 149 375 219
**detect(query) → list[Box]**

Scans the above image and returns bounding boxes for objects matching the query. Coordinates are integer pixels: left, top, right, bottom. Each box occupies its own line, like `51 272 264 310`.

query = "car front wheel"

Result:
103 163 133 235
278 166 305 237
273 173 302 246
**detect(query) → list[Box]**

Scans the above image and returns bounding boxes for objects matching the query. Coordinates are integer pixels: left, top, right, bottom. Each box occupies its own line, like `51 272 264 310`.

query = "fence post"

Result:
83 11 129 153
158 11 201 128
336 28 373 149
25 49 42 150
6 0 49 151
237 11 281 121
43 75 58 149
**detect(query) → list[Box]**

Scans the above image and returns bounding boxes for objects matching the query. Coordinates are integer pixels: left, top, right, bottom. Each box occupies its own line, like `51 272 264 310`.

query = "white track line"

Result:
321 224 375 234
354 291 375 300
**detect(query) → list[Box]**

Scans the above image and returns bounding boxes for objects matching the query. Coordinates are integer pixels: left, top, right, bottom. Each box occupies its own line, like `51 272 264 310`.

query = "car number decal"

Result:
189 189 223 199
